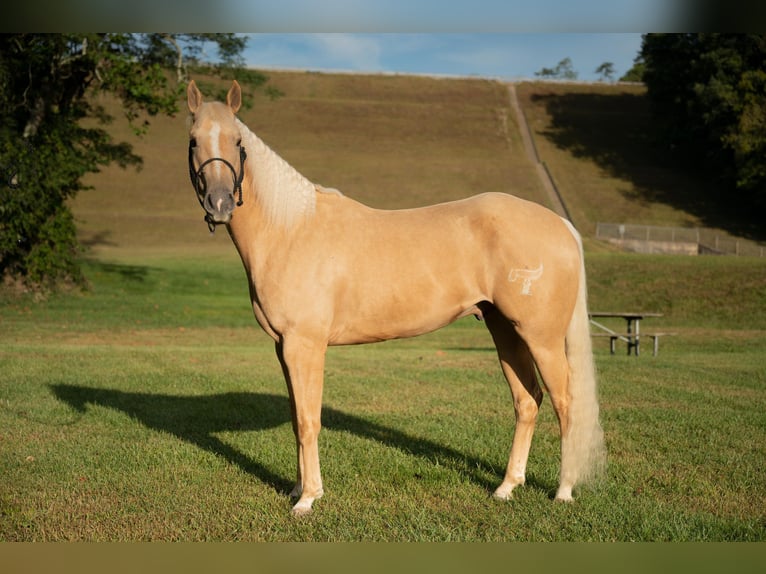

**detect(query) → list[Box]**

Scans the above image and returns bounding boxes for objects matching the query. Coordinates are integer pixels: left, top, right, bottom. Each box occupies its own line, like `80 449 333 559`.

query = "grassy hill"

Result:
69 70 765 328
74 70 763 261
75 71 546 259
517 82 764 242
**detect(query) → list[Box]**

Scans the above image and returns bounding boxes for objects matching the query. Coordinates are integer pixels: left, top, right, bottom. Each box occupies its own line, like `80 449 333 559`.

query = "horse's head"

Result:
187 80 247 229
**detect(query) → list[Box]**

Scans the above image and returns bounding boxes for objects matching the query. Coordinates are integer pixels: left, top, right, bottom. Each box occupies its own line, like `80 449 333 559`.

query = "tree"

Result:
595 62 615 82
640 33 766 211
534 65 558 79
535 57 578 80
619 54 646 82
0 33 262 290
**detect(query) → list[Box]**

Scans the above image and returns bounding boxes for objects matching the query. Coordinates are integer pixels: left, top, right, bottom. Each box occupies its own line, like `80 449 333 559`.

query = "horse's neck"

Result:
237 120 317 230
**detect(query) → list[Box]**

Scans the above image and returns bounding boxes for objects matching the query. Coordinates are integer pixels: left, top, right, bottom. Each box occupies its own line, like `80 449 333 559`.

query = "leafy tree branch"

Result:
0 33 263 290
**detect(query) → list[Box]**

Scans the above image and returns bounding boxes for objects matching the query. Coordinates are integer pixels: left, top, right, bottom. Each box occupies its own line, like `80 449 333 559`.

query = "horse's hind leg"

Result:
484 307 543 500
524 336 576 501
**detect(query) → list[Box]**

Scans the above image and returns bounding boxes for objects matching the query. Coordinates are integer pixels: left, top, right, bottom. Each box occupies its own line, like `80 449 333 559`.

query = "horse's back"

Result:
308 191 580 344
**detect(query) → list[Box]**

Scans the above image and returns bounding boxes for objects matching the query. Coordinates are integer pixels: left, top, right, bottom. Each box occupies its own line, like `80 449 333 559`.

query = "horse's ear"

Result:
187 80 203 113
227 80 242 113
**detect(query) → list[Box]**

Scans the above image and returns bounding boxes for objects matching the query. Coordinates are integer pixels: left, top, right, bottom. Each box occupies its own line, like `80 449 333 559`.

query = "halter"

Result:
188 138 247 232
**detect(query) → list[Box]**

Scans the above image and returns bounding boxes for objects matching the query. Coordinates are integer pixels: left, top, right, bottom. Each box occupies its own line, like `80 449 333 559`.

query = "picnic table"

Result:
588 311 665 356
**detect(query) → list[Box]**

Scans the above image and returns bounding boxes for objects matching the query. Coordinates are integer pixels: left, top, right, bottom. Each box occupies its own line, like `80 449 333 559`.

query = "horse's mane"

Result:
237 118 339 229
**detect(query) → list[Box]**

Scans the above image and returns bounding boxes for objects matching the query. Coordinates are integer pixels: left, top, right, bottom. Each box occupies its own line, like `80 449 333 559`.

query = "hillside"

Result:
516 82 762 242
73 70 759 259
74 71 545 259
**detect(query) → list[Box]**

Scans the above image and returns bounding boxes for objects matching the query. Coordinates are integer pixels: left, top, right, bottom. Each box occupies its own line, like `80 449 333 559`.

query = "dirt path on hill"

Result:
507 83 572 223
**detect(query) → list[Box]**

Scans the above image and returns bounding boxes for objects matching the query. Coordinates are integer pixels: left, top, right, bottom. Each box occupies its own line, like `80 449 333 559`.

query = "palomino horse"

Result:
186 80 605 515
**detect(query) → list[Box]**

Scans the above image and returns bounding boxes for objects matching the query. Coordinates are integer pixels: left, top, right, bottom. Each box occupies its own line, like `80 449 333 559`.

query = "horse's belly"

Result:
327 284 485 345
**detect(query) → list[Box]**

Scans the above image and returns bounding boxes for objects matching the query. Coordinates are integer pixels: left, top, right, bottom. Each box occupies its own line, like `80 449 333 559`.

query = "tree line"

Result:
639 34 765 217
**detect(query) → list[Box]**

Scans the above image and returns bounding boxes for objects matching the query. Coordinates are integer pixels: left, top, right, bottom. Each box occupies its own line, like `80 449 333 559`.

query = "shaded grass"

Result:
515 82 764 242
1 256 764 541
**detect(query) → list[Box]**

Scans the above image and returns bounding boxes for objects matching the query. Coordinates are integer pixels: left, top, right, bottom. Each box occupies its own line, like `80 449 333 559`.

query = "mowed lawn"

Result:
1 253 764 541
2 71 765 541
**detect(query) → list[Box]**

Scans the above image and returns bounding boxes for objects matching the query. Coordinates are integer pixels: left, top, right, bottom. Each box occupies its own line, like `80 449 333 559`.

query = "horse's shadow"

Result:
50 385 543 497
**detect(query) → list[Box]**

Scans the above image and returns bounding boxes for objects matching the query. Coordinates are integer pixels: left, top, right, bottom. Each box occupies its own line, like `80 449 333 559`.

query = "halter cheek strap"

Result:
188 139 247 229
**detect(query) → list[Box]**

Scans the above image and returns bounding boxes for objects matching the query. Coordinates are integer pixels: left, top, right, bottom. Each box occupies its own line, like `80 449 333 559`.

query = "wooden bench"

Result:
589 312 666 356
591 332 671 356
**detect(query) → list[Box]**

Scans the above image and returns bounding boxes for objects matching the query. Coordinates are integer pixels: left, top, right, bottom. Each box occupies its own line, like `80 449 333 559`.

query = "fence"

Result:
596 222 765 257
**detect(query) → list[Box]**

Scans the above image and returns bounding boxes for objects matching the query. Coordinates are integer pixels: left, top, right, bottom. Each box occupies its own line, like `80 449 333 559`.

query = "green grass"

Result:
2 255 764 541
586 252 766 329
3 71 765 541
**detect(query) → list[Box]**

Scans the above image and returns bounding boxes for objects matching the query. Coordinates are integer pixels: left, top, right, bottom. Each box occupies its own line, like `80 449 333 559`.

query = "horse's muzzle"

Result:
203 189 236 224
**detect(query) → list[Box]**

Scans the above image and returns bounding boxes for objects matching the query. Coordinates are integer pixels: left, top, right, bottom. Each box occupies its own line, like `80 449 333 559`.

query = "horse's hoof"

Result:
554 484 573 501
492 480 522 500
290 489 322 516
291 499 314 517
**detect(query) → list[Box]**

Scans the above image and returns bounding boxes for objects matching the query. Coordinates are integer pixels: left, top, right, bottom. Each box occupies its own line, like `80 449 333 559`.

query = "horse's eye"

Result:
190 138 197 148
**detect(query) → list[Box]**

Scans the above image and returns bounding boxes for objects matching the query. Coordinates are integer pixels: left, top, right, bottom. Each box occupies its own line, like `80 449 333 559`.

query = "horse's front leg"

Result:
275 334 327 516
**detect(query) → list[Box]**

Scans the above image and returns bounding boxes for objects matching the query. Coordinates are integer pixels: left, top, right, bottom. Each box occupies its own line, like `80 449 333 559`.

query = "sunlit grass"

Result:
1 256 764 541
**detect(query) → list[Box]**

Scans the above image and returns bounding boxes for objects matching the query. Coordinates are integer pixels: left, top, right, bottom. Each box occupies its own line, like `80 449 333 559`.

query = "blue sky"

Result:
225 1 680 32
240 34 645 82
22 1 680 82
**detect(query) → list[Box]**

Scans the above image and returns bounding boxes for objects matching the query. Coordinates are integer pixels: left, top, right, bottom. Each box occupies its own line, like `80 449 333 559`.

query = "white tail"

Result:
562 222 606 488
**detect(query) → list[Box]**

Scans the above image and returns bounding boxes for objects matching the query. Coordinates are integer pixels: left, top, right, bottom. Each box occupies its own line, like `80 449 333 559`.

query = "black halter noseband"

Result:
188 138 247 232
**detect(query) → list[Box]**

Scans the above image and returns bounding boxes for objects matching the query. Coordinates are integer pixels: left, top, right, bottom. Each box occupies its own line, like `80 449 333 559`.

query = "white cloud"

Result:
307 34 384 71
244 34 384 72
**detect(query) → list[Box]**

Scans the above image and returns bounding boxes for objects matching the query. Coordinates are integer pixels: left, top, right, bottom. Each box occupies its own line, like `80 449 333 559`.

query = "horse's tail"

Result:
562 220 606 486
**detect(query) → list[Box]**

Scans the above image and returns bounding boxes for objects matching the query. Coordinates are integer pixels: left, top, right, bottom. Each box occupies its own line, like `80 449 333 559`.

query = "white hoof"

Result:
290 489 323 516
493 480 522 500
555 486 573 501
291 499 314 516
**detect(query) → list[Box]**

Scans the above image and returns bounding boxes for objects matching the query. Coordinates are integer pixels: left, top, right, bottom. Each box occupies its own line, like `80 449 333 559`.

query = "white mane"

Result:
236 118 320 229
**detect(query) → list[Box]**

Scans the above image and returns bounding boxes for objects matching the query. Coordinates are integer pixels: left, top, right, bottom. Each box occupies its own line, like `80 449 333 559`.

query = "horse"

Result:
186 80 605 516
